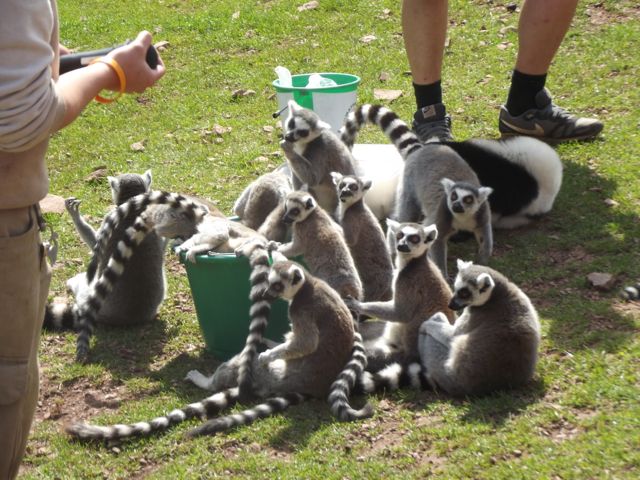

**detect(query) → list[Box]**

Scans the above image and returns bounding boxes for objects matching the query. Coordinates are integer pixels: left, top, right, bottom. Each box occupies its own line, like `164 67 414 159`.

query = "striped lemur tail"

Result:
339 104 423 159
87 191 203 281
43 303 77 331
186 392 308 437
235 240 275 398
66 387 241 441
75 191 207 363
621 283 640 301
328 331 375 421
356 362 431 394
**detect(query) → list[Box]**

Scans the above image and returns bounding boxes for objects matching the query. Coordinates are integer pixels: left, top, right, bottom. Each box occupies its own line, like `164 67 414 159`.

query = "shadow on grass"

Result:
456 378 547 426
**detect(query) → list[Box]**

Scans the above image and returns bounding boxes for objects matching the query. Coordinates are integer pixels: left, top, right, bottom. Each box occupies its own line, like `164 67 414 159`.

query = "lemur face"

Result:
386 220 438 258
441 178 493 217
282 192 316 224
265 262 306 300
331 172 372 206
282 100 330 144
449 260 495 310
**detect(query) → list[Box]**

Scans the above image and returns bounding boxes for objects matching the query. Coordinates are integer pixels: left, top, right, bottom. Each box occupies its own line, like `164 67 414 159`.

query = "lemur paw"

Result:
266 240 281 253
343 295 361 311
65 197 81 215
258 351 275 364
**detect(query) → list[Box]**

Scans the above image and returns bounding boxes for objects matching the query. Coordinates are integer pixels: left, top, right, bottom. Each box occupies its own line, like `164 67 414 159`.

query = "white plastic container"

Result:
273 72 361 133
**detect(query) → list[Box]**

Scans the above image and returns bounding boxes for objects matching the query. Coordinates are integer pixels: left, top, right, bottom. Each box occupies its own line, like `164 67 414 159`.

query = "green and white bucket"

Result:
273 73 361 133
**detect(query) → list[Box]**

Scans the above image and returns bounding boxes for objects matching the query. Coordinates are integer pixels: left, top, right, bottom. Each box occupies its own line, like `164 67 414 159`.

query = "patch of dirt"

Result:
612 300 640 320
584 3 640 28
34 375 130 425
538 417 582 443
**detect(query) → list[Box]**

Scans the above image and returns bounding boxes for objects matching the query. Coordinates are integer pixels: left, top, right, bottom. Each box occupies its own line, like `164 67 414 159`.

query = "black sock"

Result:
505 70 547 116
413 80 442 110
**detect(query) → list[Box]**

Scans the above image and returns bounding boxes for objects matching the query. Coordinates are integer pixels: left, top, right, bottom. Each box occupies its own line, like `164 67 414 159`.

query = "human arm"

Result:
55 31 165 129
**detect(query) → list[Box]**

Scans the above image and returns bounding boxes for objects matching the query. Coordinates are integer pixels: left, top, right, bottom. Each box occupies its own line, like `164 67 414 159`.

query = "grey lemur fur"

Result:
419 260 541 397
270 189 363 300
44 170 167 331
67 259 355 440
346 220 454 372
281 100 356 214
331 172 393 302
233 164 292 242
72 191 208 362
340 104 494 280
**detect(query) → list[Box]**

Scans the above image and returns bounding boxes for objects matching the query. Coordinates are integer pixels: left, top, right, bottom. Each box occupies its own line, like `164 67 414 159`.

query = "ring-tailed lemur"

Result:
418 259 541 396
44 171 165 331
67 259 355 440
270 190 363 301
443 137 562 229
331 172 393 302
345 220 454 372
621 282 640 301
340 104 494 280
233 164 293 241
281 100 356 214
72 191 208 362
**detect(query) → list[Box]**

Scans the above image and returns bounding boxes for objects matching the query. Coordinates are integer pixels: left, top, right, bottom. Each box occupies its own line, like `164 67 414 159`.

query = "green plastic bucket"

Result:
179 252 291 361
273 73 360 132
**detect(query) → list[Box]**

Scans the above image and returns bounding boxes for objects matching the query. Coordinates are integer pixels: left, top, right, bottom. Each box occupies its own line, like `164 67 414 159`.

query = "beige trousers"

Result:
0 206 51 480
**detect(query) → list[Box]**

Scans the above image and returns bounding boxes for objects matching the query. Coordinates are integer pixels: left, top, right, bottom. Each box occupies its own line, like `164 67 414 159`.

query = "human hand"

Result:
106 31 165 93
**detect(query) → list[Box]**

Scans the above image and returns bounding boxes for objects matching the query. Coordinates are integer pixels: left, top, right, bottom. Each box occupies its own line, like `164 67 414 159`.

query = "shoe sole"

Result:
499 130 601 145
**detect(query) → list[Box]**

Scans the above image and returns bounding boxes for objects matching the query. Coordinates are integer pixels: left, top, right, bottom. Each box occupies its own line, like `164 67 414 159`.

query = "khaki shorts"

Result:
0 206 51 480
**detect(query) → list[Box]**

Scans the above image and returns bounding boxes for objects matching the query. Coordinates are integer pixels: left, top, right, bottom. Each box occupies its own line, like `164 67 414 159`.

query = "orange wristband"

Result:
89 57 127 104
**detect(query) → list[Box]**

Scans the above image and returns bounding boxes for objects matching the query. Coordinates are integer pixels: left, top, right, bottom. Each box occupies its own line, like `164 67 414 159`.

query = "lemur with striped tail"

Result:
280 100 356 214
43 170 165 331
70 191 208 362
331 172 393 302
340 104 493 280
270 189 363 301
67 259 355 440
345 220 454 372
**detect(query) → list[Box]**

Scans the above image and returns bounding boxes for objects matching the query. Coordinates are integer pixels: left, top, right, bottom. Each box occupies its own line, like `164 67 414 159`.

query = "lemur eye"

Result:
271 282 284 292
349 184 358 191
457 288 471 299
289 208 300 216
451 192 458 201
287 119 295 130
396 232 404 240
408 234 420 244
463 195 474 204
297 129 309 138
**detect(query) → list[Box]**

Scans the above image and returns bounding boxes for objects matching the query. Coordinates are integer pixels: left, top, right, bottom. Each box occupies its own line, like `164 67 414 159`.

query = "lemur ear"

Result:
317 119 332 131
290 265 304 285
423 224 438 243
440 177 455 193
271 250 287 264
386 218 400 233
362 179 373 191
143 169 153 189
478 186 493 203
476 272 495 293
287 99 300 112
457 258 473 271
330 171 343 186
305 196 315 209
108 176 119 193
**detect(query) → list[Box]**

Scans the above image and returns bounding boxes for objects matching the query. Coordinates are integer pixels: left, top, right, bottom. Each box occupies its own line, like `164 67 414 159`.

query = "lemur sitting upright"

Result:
346 220 454 372
66 258 356 440
280 100 356 214
44 170 167 330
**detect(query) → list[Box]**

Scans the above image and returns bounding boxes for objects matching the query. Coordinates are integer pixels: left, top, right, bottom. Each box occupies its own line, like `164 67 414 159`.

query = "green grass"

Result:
21 1 640 478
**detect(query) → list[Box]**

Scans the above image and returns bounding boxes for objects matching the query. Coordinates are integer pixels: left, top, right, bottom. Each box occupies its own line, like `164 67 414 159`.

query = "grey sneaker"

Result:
412 103 453 143
499 88 603 143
